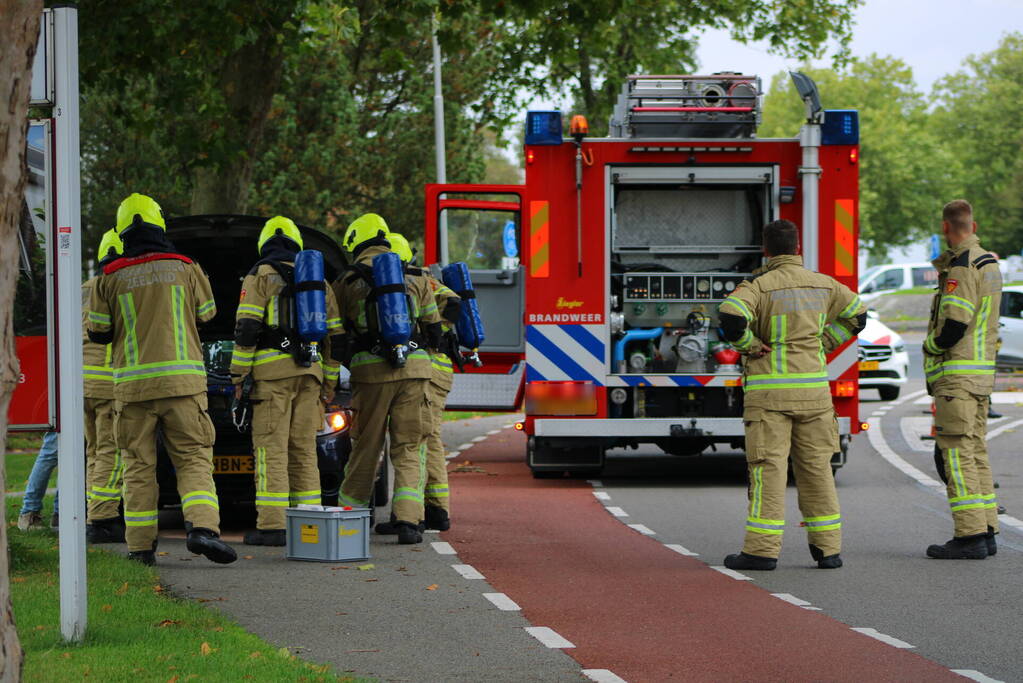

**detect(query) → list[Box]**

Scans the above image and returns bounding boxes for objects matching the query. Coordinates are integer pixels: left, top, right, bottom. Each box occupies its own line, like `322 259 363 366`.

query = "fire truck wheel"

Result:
655 439 708 457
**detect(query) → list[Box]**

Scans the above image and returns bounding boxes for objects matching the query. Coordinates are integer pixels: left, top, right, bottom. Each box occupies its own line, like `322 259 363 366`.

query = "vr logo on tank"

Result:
527 313 603 323
382 313 410 325
302 311 327 323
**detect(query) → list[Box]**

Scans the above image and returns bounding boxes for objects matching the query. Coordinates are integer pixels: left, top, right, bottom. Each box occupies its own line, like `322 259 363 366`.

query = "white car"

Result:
858 311 909 400
997 285 1023 368
859 262 937 303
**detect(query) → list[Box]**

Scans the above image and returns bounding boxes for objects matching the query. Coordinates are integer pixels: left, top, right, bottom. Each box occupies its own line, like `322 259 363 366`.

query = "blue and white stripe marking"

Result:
526 324 605 383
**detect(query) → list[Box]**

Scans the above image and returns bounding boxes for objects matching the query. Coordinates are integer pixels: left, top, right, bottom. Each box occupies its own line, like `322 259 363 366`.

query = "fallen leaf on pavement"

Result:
331 565 351 571
364 578 378 582
197 597 227 603
153 585 165 593
425 584 438 591
346 649 380 653
157 552 169 556
115 581 130 595
242 555 253 560
356 563 375 571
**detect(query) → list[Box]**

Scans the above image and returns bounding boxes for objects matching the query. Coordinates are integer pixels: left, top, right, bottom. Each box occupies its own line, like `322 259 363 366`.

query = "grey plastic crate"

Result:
285 507 371 562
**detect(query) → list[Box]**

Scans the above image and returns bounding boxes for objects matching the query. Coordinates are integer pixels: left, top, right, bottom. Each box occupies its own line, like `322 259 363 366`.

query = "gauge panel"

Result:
622 273 752 302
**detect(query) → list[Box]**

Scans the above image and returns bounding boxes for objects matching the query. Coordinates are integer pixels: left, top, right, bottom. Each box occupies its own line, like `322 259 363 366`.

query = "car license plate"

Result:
213 455 255 474
859 360 880 371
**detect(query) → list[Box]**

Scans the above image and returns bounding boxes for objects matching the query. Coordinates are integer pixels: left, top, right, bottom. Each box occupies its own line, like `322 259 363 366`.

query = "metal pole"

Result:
432 15 449 265
52 4 87 643
798 121 822 272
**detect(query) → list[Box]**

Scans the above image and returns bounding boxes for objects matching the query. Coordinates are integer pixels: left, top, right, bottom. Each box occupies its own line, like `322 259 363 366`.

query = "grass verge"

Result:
442 410 505 422
884 286 935 296
5 431 50 493
7 498 363 682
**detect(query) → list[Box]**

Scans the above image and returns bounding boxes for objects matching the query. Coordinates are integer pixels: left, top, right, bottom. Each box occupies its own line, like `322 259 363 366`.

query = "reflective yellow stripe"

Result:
118 293 139 366
720 296 753 321
237 303 264 318
172 285 186 360
181 490 219 510
974 295 991 361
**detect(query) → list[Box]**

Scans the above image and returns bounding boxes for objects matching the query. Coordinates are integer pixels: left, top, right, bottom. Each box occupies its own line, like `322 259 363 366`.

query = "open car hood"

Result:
164 214 346 339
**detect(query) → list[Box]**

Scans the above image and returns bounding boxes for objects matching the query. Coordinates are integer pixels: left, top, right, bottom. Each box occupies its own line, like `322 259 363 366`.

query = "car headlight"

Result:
894 343 905 353
319 410 350 436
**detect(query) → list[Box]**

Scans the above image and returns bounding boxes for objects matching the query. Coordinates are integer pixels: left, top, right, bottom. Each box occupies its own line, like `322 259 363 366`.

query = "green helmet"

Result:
97 229 123 261
116 193 165 234
258 215 304 253
343 213 389 253
387 232 413 263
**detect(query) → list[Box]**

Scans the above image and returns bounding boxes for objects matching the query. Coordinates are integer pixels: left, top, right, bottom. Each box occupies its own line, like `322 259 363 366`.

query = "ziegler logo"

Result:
556 297 583 309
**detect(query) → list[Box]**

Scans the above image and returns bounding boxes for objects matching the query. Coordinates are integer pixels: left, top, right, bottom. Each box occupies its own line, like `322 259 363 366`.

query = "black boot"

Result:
988 406 1002 419
396 521 423 545
187 528 238 564
128 550 156 566
243 529 286 546
723 552 777 571
424 504 450 531
374 514 400 535
926 533 988 559
809 544 843 569
986 526 998 556
87 517 126 544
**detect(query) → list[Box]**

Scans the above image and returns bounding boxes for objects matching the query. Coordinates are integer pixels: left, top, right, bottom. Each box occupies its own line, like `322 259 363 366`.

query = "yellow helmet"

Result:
258 215 304 253
387 232 414 263
343 213 389 253
115 193 166 234
97 229 123 261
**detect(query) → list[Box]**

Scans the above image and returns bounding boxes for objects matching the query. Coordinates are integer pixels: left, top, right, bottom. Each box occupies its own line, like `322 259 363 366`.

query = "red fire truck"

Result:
424 72 863 476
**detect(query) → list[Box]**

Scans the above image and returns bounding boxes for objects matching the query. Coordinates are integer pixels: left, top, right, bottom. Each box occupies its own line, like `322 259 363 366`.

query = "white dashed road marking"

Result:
664 543 699 557
582 670 628 683
710 566 752 581
471 435 487 442
525 626 575 649
593 491 611 501
587 479 604 487
771 593 822 611
451 564 485 580
430 541 456 555
851 627 914 649
868 417 944 489
627 523 655 535
483 592 521 611
457 442 474 451
952 670 1004 683
605 506 629 518
985 417 1023 440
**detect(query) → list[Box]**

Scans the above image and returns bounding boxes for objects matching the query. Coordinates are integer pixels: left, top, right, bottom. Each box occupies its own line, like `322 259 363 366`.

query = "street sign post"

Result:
51 4 87 643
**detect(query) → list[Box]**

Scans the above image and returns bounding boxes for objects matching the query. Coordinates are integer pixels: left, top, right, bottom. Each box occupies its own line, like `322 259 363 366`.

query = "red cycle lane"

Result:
443 429 962 682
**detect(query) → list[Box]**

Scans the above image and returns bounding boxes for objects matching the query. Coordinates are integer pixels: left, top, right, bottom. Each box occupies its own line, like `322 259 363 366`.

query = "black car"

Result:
154 215 387 511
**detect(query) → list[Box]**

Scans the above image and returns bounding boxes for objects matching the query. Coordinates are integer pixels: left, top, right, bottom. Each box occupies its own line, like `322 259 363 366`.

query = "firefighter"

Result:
230 216 344 546
374 233 462 534
924 200 1001 559
331 215 443 544
88 193 236 566
717 219 866 570
84 229 126 543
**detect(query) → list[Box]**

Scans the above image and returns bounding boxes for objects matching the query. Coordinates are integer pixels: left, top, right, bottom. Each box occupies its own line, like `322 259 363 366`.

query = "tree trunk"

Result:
0 3 43 679
189 21 288 214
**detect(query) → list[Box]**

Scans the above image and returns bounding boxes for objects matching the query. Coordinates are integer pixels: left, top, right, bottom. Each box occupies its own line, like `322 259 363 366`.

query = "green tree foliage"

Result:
760 56 962 257
931 33 1023 255
483 0 862 134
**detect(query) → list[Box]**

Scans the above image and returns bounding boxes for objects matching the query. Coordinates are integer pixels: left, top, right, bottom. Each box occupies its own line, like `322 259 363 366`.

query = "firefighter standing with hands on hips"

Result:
230 216 344 546
83 229 126 544
374 233 462 534
88 193 236 566
717 219 866 571
331 215 443 544
924 200 1002 559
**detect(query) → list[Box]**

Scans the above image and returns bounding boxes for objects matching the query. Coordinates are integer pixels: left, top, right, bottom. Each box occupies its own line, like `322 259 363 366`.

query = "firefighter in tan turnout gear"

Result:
84 229 126 544
331 215 443 545
717 219 866 571
230 216 344 546
924 200 1002 559
374 234 462 535
88 193 236 566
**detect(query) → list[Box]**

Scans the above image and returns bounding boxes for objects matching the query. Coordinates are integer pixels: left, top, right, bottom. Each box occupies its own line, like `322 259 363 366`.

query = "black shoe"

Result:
87 517 126 544
986 526 998 556
809 544 843 568
396 521 423 545
187 528 238 564
375 514 400 535
988 407 1002 419
243 529 286 546
723 552 777 571
128 550 156 566
926 534 988 559
424 504 450 531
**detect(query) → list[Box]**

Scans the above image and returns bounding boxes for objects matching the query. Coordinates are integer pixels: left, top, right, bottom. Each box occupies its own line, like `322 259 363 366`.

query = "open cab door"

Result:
424 184 526 411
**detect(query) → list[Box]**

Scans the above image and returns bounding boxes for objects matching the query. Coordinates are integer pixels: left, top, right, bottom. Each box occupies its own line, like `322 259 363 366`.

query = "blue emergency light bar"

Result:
525 111 563 145
822 110 859 145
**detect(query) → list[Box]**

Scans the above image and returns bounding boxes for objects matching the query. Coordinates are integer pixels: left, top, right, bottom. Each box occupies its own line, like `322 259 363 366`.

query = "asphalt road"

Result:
597 375 1022 682
149 376 1023 682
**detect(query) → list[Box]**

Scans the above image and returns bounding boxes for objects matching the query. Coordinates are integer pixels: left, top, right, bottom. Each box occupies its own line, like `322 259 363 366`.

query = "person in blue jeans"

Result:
17 431 59 531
